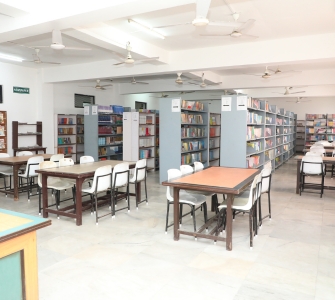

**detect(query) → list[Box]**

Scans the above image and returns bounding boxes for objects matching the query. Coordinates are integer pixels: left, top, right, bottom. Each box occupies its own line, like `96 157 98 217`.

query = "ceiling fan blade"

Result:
39 61 61 64
7 41 37 50
241 33 258 38
180 91 195 94
63 46 91 51
99 84 113 87
290 91 306 94
136 57 159 63
78 85 95 88
154 22 191 29
135 82 149 84
244 73 263 76
196 0 211 18
188 82 199 85
272 92 285 94
208 21 243 27
113 62 125 66
207 82 222 86
112 51 126 59
52 29 63 45
200 34 231 37
236 19 255 32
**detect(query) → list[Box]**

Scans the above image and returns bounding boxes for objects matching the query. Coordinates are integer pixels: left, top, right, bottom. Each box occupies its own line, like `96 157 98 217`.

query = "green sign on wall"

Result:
13 86 29 94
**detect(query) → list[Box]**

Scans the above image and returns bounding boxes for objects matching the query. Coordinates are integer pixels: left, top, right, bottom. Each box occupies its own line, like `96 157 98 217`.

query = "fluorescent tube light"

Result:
128 19 165 40
0 53 23 62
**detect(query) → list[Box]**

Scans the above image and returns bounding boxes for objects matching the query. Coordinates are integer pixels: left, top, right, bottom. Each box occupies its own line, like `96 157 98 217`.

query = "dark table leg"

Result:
173 187 180 241
296 160 301 194
42 174 49 218
226 194 234 251
75 178 84 226
13 165 20 201
136 182 141 207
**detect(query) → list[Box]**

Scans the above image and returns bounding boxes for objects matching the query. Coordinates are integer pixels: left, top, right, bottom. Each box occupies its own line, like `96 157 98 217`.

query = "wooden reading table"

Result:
0 154 53 200
36 160 136 226
162 166 260 251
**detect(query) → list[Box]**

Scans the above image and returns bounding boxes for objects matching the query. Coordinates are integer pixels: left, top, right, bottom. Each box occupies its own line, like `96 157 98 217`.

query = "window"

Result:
135 101 147 109
74 93 95 108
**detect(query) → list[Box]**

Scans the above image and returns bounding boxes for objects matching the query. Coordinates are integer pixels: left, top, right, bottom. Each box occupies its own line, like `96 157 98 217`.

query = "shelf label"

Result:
237 96 247 110
92 106 98 115
13 86 29 94
221 96 231 111
84 106 89 115
171 98 181 112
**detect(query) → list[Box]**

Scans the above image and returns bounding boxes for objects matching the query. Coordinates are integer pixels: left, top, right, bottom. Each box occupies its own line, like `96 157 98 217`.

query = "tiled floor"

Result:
1 158 335 299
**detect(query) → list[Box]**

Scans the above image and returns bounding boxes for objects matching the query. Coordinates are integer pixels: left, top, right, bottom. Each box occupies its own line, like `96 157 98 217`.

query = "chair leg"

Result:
268 192 271 219
258 195 262 227
127 184 130 212
144 177 148 204
203 202 208 223
249 208 253 249
165 200 170 232
95 192 99 224
38 186 42 215
191 205 196 232
321 174 324 198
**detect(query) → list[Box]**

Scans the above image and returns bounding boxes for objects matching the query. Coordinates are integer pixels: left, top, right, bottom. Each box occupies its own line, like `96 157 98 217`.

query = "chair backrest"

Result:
306 151 323 157
112 162 129 188
263 161 272 170
90 165 112 193
166 169 182 201
242 174 260 210
332 149 335 157
194 161 204 172
50 154 64 166
38 161 58 187
16 151 33 156
301 155 323 174
310 148 325 156
0 153 11 172
0 153 10 158
180 165 193 175
59 158 74 167
310 145 324 150
80 156 94 164
318 141 332 146
261 167 272 193
133 159 146 181
24 156 44 176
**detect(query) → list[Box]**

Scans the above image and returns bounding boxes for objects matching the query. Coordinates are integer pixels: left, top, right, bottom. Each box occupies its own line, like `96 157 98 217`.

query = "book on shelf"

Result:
0 113 3 124
246 155 260 168
0 139 5 149
209 116 216 125
0 126 4 136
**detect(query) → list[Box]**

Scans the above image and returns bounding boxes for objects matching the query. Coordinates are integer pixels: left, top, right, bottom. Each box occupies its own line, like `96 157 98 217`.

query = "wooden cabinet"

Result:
12 121 45 156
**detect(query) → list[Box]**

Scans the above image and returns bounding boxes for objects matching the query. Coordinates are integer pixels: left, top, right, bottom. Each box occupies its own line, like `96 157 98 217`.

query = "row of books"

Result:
265 102 275 113
58 118 74 125
181 100 204 111
98 136 122 145
181 113 204 124
98 126 122 134
181 152 203 164
266 116 275 124
265 149 275 160
209 116 218 125
209 127 218 137
314 120 327 126
306 114 326 120
181 127 205 138
327 128 335 133
275 156 282 165
328 120 335 127
265 127 272 137
139 127 152 136
139 149 152 159
247 112 262 124
247 126 263 140
246 155 260 168
57 147 73 154
0 126 5 136
283 144 289 151
58 128 73 134
248 98 262 110
209 139 216 148
77 117 84 125
98 115 123 124
139 115 153 125
76 136 84 144
99 146 123 156
265 139 273 149
209 150 217 160
276 137 282 145
181 140 205 152
139 138 153 147
77 127 84 134
276 118 283 125
276 146 281 155
247 141 262 152
58 137 73 145
0 138 5 149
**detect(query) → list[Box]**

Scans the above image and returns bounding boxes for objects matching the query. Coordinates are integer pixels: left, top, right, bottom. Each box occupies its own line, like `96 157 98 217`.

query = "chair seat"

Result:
47 179 74 191
170 190 207 206
0 169 13 176
218 189 250 211
18 173 38 179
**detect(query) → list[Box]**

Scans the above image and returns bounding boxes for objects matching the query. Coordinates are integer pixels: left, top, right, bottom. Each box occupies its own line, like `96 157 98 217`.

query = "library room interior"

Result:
0 0 334 299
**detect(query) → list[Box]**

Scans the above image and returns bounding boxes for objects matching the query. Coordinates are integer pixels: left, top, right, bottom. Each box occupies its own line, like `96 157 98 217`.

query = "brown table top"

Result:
36 160 137 177
294 155 335 163
0 154 53 165
162 166 260 195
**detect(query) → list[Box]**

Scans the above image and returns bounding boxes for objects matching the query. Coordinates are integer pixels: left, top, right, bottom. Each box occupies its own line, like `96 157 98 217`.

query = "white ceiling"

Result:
0 0 334 99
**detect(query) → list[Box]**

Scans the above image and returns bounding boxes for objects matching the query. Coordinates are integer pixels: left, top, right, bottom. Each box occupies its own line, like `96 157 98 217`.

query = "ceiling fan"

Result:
189 73 222 88
113 42 159 66
154 0 243 29
8 30 91 51
286 97 311 104
175 73 184 85
24 48 60 65
222 0 241 22
246 66 273 79
272 87 306 96
79 80 113 90
130 77 148 85
201 19 257 38
268 67 301 75
150 93 170 98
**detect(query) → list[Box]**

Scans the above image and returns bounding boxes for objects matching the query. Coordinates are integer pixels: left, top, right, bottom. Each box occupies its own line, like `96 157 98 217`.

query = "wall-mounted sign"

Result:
13 86 29 94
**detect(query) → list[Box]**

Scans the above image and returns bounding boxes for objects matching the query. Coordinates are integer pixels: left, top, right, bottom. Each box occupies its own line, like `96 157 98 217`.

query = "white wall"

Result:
0 62 39 155
266 97 335 120
122 93 159 110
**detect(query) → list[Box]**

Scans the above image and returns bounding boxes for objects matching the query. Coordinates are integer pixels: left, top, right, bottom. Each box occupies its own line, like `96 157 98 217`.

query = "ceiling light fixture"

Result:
0 53 23 62
128 19 165 40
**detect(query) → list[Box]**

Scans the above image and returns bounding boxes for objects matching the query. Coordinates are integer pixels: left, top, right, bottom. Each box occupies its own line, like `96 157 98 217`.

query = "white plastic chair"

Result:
82 165 112 224
80 156 94 164
165 169 207 233
309 148 325 156
59 158 76 185
38 161 75 216
129 159 147 209
111 162 130 218
300 155 324 198
258 167 272 227
18 156 44 201
50 154 64 167
16 151 34 156
218 173 262 249
0 153 13 195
